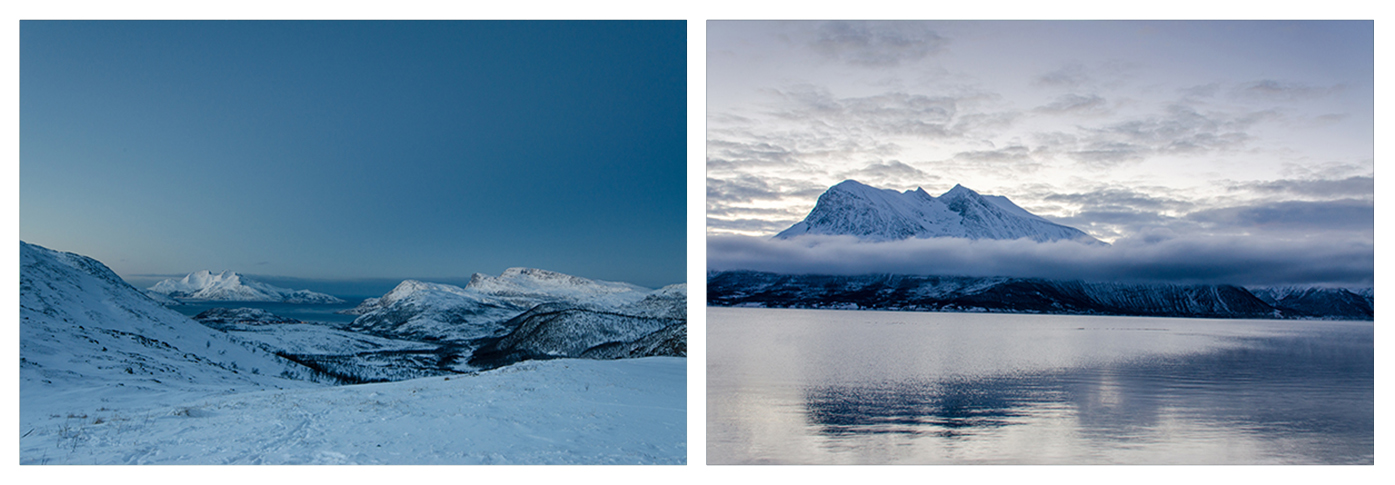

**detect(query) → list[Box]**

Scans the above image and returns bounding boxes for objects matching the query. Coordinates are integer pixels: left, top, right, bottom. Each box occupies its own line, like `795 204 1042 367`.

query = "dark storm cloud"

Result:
1034 94 1110 115
708 234 1372 287
810 21 950 67
1225 176 1373 200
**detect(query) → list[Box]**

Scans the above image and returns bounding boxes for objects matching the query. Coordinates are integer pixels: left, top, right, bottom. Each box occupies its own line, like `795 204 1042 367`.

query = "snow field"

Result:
19 357 686 465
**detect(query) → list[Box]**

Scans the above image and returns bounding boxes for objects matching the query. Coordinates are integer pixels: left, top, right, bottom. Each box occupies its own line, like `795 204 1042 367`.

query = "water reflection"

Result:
804 377 1046 437
707 308 1372 464
795 333 1372 464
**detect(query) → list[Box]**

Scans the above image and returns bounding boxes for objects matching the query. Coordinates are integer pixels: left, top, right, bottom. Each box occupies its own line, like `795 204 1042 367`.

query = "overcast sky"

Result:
707 21 1373 287
21 21 686 293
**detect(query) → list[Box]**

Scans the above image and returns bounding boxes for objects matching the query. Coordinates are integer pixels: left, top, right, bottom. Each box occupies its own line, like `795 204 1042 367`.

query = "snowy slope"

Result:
618 283 688 320
581 323 687 360
344 269 655 343
469 302 683 369
149 270 344 304
18 357 686 465
20 242 322 426
20 242 686 464
1249 285 1374 319
775 180 1102 244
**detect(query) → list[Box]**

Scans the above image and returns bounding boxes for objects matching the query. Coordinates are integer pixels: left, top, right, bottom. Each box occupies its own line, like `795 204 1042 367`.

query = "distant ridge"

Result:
708 271 1373 320
148 270 345 304
776 180 1102 244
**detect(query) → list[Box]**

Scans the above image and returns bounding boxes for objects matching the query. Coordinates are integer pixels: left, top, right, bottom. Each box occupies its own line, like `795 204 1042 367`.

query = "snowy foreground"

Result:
20 357 685 465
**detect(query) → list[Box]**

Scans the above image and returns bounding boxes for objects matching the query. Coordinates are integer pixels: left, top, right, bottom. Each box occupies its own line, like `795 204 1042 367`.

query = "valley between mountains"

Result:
19 242 686 464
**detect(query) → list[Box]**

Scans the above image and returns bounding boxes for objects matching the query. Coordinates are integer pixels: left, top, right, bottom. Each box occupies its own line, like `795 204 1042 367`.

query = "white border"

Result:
4 1 1388 483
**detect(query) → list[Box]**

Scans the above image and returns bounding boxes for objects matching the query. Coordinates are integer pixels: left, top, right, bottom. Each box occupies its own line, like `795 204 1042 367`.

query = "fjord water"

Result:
706 307 1372 464
168 299 367 326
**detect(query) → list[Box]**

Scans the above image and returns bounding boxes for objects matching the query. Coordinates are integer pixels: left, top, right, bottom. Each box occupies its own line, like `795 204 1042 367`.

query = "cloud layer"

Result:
708 234 1373 287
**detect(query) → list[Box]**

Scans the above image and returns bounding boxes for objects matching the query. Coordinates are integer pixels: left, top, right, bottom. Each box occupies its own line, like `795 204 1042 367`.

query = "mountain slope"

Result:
20 242 322 424
344 269 654 343
468 303 684 369
149 270 344 303
704 271 1349 320
1249 286 1374 320
775 180 1102 244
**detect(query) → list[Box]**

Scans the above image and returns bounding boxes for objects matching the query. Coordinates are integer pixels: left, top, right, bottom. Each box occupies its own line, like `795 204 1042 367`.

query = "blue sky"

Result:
21 21 686 293
707 21 1373 287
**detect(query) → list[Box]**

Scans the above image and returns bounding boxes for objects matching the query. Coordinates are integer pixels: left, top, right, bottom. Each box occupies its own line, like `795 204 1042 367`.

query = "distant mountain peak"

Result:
148 270 344 304
775 179 1103 244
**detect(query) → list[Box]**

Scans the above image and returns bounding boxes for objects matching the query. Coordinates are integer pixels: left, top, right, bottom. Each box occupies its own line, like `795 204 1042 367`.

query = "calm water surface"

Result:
168 299 369 326
706 307 1372 465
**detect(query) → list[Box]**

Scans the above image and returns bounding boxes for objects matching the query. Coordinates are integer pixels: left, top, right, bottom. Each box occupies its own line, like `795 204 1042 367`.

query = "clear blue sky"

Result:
22 21 686 292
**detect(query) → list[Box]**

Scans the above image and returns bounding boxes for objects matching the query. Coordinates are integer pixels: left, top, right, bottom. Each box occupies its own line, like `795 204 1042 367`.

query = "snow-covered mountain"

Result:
20 242 322 423
468 285 687 370
705 271 1375 320
148 270 345 304
580 323 686 360
344 268 656 343
775 180 1102 244
467 303 676 368
1249 285 1374 320
20 242 686 464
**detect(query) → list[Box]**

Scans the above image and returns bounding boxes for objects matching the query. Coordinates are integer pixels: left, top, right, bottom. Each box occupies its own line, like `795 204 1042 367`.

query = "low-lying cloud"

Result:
708 234 1372 287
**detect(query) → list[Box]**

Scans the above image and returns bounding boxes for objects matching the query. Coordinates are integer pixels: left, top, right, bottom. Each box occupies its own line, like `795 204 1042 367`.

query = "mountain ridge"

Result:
776 179 1102 244
708 270 1372 320
148 270 345 304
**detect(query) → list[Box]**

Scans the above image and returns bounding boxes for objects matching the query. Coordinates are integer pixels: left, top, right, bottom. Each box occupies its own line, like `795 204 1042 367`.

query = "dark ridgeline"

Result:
708 271 1373 320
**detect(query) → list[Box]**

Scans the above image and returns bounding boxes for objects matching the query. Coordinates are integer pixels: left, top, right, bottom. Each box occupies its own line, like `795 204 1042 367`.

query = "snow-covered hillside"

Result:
149 270 344 304
469 302 684 369
20 242 688 464
19 358 686 465
20 242 323 426
344 269 658 343
775 180 1102 244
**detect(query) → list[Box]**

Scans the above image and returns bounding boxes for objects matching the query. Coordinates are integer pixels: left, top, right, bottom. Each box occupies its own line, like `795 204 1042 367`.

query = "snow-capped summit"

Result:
775 180 1103 244
344 268 655 343
464 267 650 305
148 270 344 304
